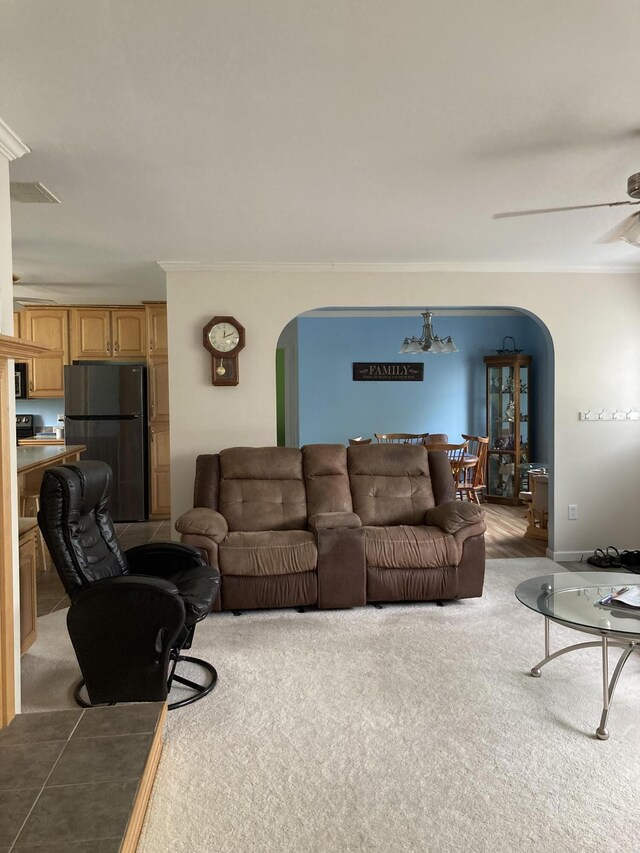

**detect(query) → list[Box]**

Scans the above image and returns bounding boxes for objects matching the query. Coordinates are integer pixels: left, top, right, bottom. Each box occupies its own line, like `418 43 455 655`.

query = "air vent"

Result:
10 182 61 203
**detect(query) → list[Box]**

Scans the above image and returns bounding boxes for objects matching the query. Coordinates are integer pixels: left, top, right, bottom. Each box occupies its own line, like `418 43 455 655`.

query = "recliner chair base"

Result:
167 653 218 710
72 654 218 711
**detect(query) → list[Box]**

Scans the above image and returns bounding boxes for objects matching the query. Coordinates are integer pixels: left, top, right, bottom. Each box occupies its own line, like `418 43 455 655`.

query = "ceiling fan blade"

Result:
493 200 639 219
597 211 640 245
13 296 57 307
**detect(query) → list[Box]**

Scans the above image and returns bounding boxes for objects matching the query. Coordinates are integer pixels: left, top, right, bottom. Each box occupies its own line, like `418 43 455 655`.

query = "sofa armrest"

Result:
425 501 485 534
309 511 362 531
175 508 228 543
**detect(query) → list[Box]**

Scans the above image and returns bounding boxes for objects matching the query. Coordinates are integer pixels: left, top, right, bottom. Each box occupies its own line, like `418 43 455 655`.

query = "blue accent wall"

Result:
297 314 550 460
16 398 64 431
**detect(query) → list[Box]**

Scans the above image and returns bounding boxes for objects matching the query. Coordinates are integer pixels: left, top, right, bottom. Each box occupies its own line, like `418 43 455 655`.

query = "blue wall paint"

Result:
16 398 64 431
297 315 550 460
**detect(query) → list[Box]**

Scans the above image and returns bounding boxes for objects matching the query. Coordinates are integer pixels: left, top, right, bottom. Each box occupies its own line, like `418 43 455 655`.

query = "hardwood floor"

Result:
483 502 547 559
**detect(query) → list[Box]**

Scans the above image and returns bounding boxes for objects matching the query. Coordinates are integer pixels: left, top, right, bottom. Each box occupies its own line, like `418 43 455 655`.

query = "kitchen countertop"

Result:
17 445 87 475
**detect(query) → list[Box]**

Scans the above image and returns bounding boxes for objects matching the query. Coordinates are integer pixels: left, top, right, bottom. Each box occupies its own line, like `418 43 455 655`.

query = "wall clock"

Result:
202 316 245 386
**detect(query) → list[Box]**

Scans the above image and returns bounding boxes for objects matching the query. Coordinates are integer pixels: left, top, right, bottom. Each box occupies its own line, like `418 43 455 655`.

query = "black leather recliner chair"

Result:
38 460 220 710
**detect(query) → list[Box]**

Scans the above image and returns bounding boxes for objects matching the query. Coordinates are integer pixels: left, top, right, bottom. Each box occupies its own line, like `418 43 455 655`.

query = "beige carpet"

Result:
22 558 640 852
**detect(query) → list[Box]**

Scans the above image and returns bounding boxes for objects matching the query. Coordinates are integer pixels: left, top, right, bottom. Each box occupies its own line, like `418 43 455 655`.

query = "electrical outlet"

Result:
568 504 578 520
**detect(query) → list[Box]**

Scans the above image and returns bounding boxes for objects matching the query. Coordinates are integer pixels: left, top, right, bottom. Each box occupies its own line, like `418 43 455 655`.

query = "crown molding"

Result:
0 119 30 162
158 261 640 274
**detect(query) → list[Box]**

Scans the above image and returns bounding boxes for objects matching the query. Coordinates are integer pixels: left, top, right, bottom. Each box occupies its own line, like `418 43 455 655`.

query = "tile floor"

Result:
0 703 164 851
38 521 172 616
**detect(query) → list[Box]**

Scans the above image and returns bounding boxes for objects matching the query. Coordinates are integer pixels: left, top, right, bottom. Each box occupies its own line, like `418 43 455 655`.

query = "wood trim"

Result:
0 361 15 726
120 703 167 853
52 303 148 309
0 334 48 360
18 439 64 446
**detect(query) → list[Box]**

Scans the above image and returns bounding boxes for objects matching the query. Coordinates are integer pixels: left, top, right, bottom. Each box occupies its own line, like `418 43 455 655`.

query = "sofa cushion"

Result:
218 447 307 532
363 525 460 569
347 444 436 526
218 530 317 577
303 444 353 516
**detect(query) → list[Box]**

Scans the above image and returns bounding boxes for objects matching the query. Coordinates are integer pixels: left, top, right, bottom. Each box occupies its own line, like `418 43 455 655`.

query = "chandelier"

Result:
399 309 458 354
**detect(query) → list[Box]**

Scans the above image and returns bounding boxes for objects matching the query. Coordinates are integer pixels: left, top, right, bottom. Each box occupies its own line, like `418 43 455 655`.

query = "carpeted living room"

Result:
2 3 640 853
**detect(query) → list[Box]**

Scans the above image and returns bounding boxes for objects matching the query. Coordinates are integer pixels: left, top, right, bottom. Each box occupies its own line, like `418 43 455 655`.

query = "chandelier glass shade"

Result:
399 309 458 354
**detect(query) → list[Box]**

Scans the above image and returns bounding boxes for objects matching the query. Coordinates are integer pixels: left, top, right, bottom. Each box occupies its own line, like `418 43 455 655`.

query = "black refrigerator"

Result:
64 363 148 521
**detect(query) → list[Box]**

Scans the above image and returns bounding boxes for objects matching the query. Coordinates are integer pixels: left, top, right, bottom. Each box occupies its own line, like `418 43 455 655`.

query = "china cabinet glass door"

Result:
485 354 532 505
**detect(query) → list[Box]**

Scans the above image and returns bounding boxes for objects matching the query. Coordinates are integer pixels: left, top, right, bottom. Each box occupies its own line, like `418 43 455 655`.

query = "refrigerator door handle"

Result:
66 414 142 421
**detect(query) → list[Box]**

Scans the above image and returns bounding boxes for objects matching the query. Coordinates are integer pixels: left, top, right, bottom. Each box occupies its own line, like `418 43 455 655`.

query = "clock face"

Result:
208 322 240 353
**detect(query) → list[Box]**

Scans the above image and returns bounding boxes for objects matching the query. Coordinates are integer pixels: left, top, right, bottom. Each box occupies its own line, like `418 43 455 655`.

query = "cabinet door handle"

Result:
149 339 154 352
106 342 111 355
114 341 120 353
29 381 33 392
150 428 155 443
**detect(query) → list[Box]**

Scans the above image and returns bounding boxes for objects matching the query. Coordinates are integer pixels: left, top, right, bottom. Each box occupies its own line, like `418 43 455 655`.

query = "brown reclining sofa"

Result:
175 443 486 611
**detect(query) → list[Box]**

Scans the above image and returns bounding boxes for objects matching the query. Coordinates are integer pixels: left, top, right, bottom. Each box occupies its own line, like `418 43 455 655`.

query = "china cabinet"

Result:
484 353 532 505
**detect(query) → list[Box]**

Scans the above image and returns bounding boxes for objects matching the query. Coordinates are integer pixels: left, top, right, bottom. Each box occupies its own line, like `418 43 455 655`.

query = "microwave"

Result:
14 363 28 399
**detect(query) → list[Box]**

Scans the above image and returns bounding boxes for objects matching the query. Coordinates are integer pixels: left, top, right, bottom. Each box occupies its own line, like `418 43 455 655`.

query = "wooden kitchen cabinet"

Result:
145 302 170 518
145 302 168 357
70 308 145 360
22 308 69 397
149 422 171 517
148 356 170 518
112 309 146 357
148 357 169 420
18 519 38 655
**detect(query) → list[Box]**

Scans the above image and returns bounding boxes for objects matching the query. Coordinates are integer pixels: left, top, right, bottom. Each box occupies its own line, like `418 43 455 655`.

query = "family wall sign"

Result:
352 362 424 382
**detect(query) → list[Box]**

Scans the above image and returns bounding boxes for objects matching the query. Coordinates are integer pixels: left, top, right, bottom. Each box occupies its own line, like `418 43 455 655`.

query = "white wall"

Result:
167 268 640 559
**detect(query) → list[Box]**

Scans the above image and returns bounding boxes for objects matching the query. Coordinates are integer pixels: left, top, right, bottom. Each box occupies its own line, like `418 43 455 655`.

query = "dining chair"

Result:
426 441 469 486
458 435 489 503
422 433 449 445
374 432 430 444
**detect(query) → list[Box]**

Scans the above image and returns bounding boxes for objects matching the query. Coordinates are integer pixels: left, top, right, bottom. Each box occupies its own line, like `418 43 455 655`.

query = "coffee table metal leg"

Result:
531 622 603 677
596 640 636 741
531 621 637 739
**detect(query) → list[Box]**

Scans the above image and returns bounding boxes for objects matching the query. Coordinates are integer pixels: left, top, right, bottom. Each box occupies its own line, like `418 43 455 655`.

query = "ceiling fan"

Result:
493 172 640 245
12 274 57 309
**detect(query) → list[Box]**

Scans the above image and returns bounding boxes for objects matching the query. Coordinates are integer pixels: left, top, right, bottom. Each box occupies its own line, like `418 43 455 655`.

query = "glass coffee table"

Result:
515 571 640 740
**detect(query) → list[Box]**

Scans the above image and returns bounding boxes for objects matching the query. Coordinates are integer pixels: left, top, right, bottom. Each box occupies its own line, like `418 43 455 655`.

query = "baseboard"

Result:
548 550 590 563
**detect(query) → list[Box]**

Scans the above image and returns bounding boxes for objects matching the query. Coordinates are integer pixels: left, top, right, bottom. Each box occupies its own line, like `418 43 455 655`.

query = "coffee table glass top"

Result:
515 571 640 638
